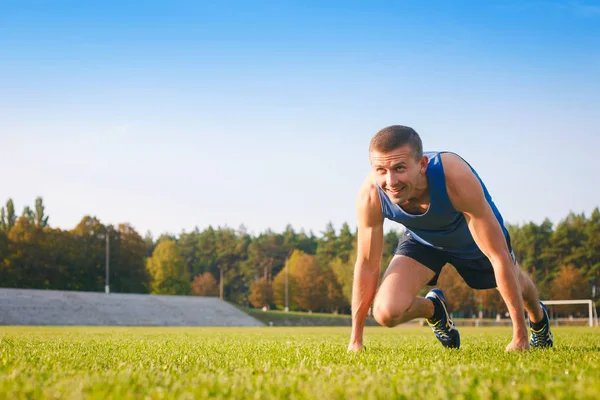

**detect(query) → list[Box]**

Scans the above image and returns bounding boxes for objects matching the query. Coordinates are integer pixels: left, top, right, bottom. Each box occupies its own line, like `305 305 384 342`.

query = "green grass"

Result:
1 326 599 399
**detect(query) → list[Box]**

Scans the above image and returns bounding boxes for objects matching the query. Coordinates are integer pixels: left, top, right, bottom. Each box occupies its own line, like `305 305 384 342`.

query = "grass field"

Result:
1 326 599 399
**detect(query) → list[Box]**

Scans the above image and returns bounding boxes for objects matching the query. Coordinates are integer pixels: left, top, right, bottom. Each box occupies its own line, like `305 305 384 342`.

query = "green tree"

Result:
197 226 217 275
34 197 49 227
179 228 201 277
71 216 108 291
6 199 16 230
543 213 586 272
584 208 600 303
40 226 82 290
143 231 155 257
509 219 554 299
337 222 355 263
0 229 9 283
146 239 190 295
111 223 150 293
242 230 286 287
383 229 402 260
22 206 35 223
0 207 6 232
4 216 45 288
282 224 298 254
296 229 318 255
508 219 553 272
316 222 337 268
214 227 249 303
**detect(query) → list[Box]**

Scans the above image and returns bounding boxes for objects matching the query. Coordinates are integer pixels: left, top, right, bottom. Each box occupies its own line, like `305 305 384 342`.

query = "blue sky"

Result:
2 1 599 238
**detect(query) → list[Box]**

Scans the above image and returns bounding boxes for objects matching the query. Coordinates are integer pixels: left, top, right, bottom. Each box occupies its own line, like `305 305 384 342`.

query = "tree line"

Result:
0 197 598 317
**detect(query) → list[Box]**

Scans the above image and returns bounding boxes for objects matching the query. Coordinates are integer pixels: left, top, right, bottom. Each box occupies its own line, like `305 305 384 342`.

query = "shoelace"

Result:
531 325 550 346
429 320 453 339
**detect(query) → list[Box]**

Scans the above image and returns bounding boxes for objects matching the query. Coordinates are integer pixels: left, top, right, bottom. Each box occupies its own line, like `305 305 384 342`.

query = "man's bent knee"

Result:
373 303 406 328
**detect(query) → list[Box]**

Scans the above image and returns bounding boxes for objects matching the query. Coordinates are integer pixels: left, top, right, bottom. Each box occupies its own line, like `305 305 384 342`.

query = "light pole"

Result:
105 231 110 294
284 249 293 312
218 264 224 300
284 259 289 312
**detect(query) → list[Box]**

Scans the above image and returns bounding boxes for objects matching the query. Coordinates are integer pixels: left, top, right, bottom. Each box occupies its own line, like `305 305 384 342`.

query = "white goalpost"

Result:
541 299 599 327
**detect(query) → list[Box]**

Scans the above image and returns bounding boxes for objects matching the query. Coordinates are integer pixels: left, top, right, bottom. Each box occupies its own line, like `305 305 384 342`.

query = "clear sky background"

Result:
2 1 599 238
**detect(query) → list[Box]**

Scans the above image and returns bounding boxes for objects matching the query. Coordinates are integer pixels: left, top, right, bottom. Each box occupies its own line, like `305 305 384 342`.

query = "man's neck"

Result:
410 174 430 203
400 174 430 213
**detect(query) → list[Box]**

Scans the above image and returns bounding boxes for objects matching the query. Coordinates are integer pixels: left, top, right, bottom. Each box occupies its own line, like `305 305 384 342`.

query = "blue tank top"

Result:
376 151 508 260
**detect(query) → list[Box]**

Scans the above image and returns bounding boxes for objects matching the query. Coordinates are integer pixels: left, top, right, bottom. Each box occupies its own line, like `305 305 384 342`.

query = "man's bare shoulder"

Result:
440 152 472 179
357 175 379 208
440 152 484 212
357 175 384 226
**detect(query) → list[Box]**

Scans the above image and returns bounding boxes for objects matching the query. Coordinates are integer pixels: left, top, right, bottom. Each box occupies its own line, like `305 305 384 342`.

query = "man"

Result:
348 125 553 352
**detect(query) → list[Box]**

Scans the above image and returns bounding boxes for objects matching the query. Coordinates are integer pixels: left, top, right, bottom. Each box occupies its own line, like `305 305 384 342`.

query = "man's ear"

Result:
420 155 429 173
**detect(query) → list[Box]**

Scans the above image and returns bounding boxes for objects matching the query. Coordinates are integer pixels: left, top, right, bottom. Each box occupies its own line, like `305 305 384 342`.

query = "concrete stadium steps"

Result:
0 288 264 326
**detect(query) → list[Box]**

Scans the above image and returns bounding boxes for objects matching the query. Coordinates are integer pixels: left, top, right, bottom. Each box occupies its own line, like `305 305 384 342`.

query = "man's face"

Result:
370 145 427 205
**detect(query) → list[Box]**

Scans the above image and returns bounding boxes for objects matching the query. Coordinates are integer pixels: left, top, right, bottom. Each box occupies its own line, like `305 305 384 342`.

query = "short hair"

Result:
369 125 423 160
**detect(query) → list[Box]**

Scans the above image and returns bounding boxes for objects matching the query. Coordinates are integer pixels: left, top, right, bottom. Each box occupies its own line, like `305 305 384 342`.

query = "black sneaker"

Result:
530 302 554 348
425 288 460 349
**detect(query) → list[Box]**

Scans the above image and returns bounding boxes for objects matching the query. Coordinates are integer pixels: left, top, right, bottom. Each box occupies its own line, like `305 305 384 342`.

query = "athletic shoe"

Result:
530 302 554 348
425 288 460 349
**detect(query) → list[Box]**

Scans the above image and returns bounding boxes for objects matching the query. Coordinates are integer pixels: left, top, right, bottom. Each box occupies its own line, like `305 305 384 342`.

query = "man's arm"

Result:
442 154 529 351
348 177 384 352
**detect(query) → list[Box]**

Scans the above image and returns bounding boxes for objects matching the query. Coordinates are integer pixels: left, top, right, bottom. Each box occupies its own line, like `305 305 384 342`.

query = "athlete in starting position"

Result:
348 125 553 352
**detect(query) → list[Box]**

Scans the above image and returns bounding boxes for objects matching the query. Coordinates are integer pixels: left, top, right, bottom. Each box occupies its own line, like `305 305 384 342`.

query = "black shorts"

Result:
393 232 516 290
